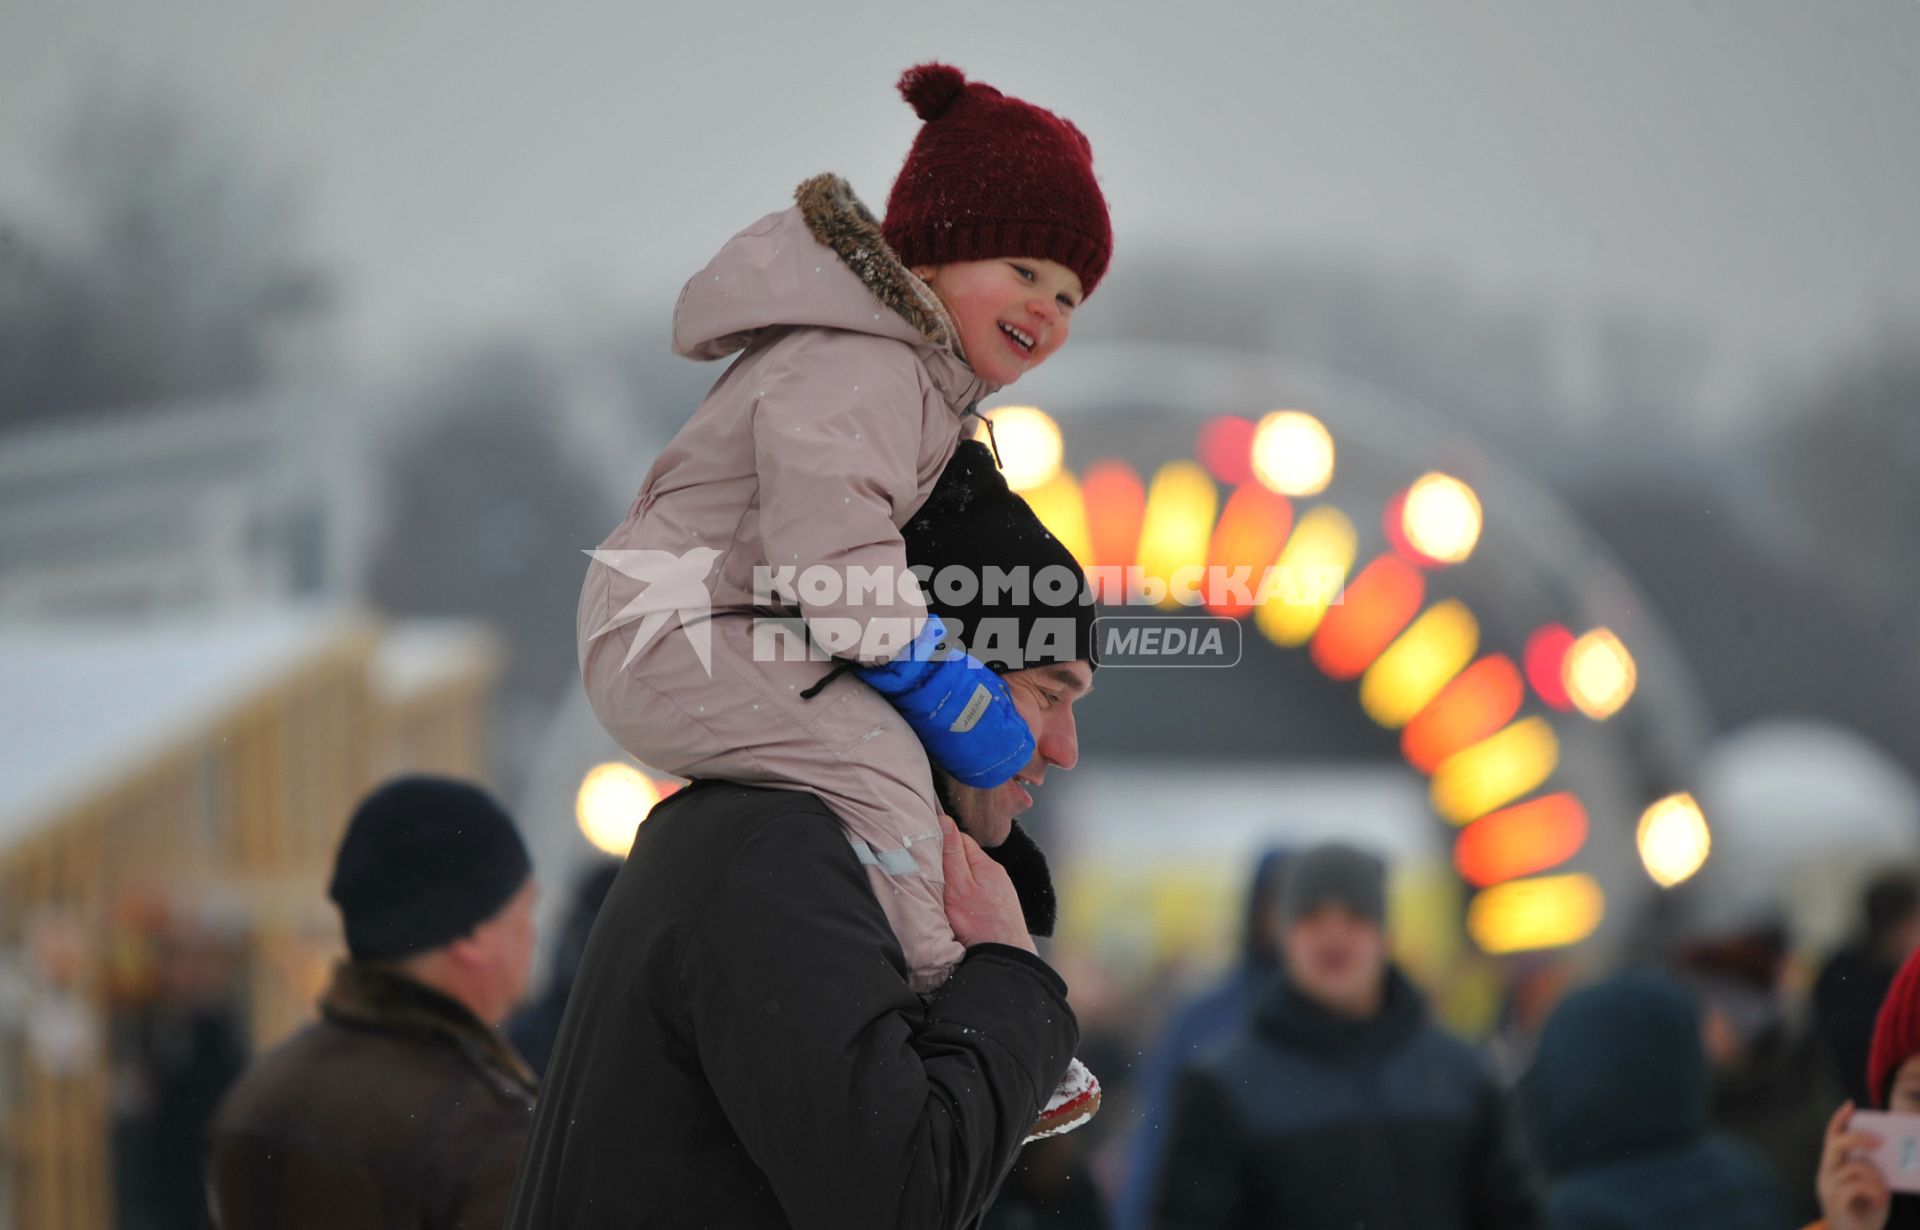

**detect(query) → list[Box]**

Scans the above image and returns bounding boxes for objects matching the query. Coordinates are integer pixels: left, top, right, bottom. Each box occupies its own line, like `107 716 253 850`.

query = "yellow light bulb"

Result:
1467 874 1606 954
1254 505 1356 647
575 762 662 858
1564 628 1637 720
1251 410 1335 497
1402 473 1484 564
1360 599 1481 729
978 405 1063 492
1637 792 1711 888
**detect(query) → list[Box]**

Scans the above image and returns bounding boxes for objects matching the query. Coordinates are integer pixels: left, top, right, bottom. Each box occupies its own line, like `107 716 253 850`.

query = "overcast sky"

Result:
4 1 1916 409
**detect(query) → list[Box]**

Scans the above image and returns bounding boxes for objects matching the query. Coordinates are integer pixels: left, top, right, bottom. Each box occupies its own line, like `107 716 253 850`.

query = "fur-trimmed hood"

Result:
671 174 991 410
322 960 537 1098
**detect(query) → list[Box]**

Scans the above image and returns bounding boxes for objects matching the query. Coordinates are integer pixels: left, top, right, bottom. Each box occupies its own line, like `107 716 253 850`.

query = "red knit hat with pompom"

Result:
1868 943 1920 1106
883 62 1112 298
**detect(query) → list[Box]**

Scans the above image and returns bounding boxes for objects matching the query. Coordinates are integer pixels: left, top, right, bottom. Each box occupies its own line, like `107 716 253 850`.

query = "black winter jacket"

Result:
505 780 1079 1229
1153 966 1543 1230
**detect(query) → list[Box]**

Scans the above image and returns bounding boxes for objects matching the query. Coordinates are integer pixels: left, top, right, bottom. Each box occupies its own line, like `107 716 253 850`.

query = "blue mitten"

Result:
856 614 1036 788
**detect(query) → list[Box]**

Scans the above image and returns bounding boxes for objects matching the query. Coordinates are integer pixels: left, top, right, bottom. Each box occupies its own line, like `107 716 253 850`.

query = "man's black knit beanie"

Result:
903 439 1099 672
328 776 532 961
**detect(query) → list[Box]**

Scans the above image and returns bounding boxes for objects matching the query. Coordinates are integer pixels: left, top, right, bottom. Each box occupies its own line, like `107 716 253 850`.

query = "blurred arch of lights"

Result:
1564 627 1638 720
1137 462 1219 608
1467 873 1606 954
1081 460 1146 586
1196 415 1257 486
1400 473 1484 565
1381 490 1440 569
978 405 1063 492
1524 624 1577 711
1360 599 1480 729
1311 555 1427 681
576 762 665 858
1401 654 1525 775
1205 484 1293 619
1454 793 1589 888
1429 717 1560 825
1637 792 1711 888
955 387 1699 954
1254 505 1355 647
1251 410 1335 497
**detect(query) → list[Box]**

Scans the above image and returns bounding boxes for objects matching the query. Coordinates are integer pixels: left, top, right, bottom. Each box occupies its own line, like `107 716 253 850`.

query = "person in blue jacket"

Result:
1153 841 1542 1229
1524 967 1793 1229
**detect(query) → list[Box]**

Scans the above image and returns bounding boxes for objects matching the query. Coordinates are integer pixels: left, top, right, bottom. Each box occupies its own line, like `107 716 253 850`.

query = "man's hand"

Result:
940 814 1038 955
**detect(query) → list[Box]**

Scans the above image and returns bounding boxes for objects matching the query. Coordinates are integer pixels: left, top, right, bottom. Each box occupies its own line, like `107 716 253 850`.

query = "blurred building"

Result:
0 607 497 1230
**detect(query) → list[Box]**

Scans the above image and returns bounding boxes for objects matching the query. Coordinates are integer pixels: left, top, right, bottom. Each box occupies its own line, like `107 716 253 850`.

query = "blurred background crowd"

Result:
3 3 1919 1227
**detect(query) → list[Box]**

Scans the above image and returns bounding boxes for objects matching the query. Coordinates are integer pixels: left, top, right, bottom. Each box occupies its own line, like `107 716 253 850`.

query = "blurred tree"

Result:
1766 336 1920 612
0 82 327 430
0 218 94 424
1075 251 1602 438
364 344 612 791
1594 309 1708 428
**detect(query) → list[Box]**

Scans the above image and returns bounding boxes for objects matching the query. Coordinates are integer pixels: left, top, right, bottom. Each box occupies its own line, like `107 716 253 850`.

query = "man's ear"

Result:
984 822 1057 938
443 929 487 971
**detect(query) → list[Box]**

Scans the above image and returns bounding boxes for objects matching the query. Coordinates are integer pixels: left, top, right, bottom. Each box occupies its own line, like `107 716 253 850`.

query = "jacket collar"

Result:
794 173 994 412
321 961 536 1096
1252 963 1426 1057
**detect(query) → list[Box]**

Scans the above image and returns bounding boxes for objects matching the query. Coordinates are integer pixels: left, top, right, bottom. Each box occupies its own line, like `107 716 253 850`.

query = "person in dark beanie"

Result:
1524 968 1792 1229
206 776 539 1230
510 440 1098 1227
1152 840 1543 1230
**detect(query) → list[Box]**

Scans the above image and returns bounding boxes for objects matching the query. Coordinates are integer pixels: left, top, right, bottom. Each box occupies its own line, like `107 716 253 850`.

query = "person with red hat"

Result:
1810 943 1920 1229
579 59 1109 995
533 62 1112 1225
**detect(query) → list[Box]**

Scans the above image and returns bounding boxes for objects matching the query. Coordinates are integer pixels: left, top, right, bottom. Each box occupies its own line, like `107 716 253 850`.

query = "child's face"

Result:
912 257 1083 387
1893 1055 1920 1113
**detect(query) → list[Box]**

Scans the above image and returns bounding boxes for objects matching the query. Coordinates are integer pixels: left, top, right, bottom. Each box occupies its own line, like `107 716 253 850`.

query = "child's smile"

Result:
913 257 1083 388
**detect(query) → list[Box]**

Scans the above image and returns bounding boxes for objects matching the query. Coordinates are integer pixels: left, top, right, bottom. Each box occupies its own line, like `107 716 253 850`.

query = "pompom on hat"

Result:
883 62 1112 298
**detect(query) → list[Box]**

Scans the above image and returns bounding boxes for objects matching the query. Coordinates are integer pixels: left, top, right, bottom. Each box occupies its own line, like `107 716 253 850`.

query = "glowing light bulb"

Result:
1467 874 1605 954
1564 628 1637 720
1401 473 1483 565
1637 793 1710 888
978 405 1062 492
575 762 662 857
1251 411 1334 497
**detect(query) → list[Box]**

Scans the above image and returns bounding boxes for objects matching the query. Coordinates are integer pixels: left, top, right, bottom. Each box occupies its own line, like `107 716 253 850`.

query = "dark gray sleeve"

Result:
684 820 1078 1230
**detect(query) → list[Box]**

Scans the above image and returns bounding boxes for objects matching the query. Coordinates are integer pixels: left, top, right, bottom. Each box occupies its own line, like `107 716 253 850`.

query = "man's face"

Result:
471 879 539 1026
1281 902 1388 1020
941 659 1094 848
